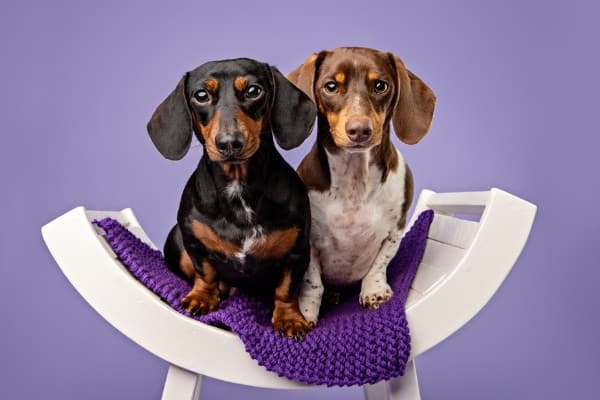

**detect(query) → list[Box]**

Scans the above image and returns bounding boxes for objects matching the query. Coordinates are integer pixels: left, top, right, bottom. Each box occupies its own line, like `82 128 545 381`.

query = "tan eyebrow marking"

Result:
205 78 218 91
234 76 248 91
334 72 345 84
368 72 379 81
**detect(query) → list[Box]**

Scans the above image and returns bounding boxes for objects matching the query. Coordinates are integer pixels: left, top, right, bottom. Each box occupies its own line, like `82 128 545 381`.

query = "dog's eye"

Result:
194 89 211 104
245 85 262 99
324 81 338 93
374 80 389 94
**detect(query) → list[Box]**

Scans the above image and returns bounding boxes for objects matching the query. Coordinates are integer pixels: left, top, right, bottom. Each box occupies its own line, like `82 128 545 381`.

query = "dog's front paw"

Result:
272 302 314 341
359 281 393 310
298 294 321 326
180 289 220 316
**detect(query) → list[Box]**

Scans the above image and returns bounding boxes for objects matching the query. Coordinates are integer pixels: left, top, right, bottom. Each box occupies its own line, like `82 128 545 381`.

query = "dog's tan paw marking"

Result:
272 302 314 341
360 284 393 310
180 289 220 316
273 316 314 341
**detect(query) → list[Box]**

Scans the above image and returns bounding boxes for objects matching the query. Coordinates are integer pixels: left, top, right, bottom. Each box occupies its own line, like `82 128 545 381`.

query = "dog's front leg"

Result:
272 266 314 340
298 246 324 325
359 228 404 309
180 258 221 316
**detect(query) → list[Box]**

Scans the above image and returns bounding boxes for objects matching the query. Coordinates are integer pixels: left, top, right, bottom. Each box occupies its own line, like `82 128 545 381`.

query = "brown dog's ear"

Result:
388 53 436 145
146 73 193 160
287 53 323 101
269 66 317 150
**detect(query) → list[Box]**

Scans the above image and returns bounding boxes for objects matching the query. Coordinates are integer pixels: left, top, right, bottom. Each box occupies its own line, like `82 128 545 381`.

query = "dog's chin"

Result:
219 157 249 165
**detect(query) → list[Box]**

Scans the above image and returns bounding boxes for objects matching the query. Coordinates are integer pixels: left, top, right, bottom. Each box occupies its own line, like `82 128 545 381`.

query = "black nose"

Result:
215 132 245 158
345 117 373 143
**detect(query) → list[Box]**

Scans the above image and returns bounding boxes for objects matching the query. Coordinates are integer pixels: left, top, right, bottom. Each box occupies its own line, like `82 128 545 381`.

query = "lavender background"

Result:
1 0 598 399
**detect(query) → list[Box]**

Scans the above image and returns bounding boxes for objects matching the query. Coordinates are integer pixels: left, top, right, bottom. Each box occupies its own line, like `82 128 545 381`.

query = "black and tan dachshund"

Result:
147 58 317 339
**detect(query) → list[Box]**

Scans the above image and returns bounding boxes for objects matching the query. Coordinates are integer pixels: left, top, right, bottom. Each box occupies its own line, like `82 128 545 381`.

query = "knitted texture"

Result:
94 210 433 386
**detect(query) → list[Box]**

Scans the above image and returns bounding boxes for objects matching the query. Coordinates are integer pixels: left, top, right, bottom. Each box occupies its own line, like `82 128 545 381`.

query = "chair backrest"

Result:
404 188 536 357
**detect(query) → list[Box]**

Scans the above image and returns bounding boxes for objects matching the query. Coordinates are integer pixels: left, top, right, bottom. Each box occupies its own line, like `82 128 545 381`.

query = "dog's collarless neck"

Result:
200 139 274 193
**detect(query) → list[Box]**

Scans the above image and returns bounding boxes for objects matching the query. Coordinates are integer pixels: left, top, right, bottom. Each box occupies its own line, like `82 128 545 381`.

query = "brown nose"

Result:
345 117 373 143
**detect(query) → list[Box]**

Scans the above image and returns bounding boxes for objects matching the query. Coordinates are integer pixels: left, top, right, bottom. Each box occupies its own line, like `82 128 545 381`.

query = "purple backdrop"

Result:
1 1 598 399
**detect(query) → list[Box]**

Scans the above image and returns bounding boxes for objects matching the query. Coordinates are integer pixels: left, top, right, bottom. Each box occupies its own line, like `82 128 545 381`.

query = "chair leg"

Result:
363 359 421 400
161 364 202 400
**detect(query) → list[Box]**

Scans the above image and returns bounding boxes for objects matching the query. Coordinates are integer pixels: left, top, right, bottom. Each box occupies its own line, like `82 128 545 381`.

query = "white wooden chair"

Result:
41 187 536 400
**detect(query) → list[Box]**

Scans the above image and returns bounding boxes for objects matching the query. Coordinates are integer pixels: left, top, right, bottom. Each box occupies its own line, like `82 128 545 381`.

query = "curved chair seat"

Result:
41 188 536 400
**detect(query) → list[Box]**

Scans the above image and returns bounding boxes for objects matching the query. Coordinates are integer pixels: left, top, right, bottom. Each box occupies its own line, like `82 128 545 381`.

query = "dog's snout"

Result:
345 117 373 143
215 132 245 158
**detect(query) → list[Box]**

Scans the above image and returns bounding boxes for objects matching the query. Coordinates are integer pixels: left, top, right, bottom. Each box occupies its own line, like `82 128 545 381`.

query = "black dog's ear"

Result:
269 66 317 150
147 73 193 160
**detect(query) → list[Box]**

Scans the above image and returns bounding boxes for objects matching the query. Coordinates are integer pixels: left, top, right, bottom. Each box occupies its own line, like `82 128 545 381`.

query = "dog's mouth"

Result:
343 144 372 153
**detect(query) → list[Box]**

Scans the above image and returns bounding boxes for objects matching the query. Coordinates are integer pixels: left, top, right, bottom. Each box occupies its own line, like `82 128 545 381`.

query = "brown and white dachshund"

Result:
147 58 316 339
288 47 436 325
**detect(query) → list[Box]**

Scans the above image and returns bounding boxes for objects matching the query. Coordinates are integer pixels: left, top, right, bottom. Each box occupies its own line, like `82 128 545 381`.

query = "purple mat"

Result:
94 210 433 386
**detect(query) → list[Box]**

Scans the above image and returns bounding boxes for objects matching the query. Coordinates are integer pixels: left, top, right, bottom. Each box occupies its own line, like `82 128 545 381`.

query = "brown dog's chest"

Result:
308 149 408 285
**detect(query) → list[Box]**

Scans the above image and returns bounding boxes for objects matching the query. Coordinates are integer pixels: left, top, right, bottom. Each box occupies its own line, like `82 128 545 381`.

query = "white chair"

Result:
41 187 536 400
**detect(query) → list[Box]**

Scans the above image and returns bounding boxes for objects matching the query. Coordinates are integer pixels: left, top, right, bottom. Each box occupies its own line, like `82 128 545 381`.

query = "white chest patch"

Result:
309 148 407 286
222 180 264 262
235 226 265 262
224 180 254 224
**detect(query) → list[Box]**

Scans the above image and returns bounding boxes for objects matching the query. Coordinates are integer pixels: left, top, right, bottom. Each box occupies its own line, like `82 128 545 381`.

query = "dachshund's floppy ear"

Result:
388 53 436 145
286 52 323 101
147 73 193 160
269 66 317 150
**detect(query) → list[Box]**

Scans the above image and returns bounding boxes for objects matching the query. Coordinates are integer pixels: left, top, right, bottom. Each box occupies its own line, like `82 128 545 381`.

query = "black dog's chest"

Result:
193 215 291 290
208 224 282 290
210 250 282 293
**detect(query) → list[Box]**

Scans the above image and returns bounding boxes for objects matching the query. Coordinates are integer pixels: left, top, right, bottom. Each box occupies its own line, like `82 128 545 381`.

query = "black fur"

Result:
147 58 316 300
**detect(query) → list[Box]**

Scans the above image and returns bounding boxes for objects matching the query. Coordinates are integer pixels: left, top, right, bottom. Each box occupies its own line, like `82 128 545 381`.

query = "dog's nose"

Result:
215 132 245 158
345 117 373 143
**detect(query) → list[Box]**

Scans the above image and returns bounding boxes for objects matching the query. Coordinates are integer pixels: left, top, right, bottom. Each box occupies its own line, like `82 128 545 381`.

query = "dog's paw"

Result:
180 289 220 316
359 282 393 310
272 303 314 341
299 309 319 327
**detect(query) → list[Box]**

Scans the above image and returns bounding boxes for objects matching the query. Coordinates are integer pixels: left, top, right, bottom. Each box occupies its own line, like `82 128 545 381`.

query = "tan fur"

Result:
275 267 293 301
235 107 262 160
325 108 352 147
272 267 313 336
179 250 196 280
191 219 241 256
193 109 221 160
180 260 220 314
221 162 249 181
234 76 248 92
251 227 300 259
205 78 218 92
368 71 379 81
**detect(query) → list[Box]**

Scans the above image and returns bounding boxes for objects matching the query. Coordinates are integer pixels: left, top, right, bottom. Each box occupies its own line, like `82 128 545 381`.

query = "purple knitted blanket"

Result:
94 210 433 386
